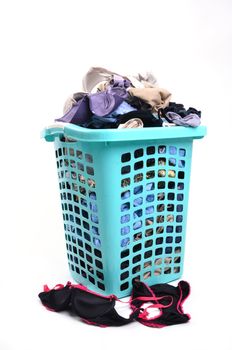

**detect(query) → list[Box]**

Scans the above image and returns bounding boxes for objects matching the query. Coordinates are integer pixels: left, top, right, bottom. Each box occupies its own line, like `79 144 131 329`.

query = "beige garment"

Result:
91 81 108 93
118 118 144 129
128 86 172 112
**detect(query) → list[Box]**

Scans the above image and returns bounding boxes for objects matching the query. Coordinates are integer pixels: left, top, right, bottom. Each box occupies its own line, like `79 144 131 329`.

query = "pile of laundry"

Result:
56 67 201 129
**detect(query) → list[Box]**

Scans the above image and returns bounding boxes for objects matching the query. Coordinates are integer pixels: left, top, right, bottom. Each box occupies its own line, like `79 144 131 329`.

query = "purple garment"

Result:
89 87 128 117
166 112 201 127
133 197 143 206
133 221 142 230
121 214 130 224
90 202 98 212
91 214 99 224
93 237 101 247
56 95 91 124
56 84 129 124
88 101 136 128
121 226 130 235
108 86 129 99
109 74 132 90
146 206 154 214
121 237 130 247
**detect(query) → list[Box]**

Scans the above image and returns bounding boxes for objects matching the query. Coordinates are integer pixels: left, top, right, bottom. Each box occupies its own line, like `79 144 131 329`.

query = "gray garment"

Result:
166 112 201 127
136 72 157 87
126 72 157 88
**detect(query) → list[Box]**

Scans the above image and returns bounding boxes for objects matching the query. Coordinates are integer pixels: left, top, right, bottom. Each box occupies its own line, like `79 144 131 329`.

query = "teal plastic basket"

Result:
42 123 206 298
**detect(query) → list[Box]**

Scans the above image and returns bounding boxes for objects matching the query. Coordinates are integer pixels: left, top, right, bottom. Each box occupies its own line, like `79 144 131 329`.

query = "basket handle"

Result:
41 123 103 142
41 124 78 142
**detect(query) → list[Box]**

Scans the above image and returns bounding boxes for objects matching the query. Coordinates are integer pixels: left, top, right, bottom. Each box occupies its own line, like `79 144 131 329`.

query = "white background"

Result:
0 0 232 349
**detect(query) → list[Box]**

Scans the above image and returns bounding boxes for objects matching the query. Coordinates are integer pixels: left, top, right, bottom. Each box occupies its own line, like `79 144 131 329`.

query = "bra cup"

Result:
71 289 115 319
39 286 72 311
71 288 138 326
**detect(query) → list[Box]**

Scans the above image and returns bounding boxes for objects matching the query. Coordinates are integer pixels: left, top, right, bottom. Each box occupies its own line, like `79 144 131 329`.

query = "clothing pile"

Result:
56 67 201 129
39 279 190 328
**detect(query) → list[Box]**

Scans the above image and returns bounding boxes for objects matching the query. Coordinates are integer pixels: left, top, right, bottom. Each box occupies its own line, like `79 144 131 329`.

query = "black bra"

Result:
39 282 139 327
38 280 190 327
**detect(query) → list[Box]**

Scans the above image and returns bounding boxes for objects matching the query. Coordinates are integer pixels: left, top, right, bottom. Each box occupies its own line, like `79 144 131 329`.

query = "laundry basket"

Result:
42 123 206 298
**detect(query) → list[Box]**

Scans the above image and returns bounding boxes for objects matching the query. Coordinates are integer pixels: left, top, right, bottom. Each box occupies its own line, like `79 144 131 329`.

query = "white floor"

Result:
1 1 232 349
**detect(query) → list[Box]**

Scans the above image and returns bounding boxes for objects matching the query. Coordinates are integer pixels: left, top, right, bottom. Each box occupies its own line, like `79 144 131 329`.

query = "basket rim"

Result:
42 123 207 143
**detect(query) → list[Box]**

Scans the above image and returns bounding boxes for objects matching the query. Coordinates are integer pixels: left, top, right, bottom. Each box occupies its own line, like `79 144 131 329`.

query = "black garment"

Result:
126 95 152 111
118 110 163 127
38 283 139 327
131 280 190 327
83 110 163 129
81 115 117 129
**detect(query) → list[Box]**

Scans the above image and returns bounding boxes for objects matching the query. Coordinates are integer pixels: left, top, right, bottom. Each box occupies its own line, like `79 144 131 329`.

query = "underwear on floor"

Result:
38 282 139 327
38 280 190 328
